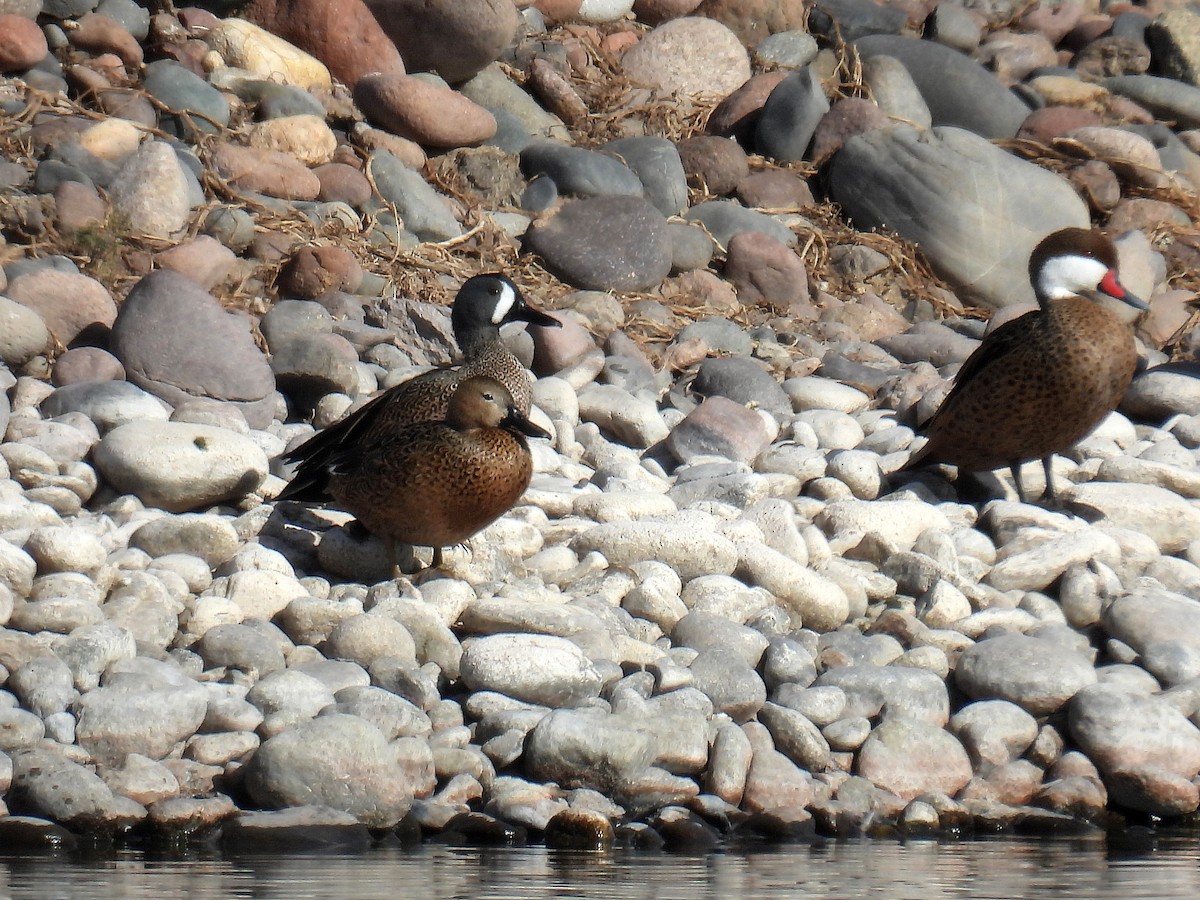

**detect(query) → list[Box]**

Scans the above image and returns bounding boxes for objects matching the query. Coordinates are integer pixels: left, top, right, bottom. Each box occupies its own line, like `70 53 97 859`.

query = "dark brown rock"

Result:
675 135 749 196
693 0 808 47
365 0 519 84
68 13 144 71
707 71 789 144
733 170 814 209
276 245 364 299
1017 106 1104 144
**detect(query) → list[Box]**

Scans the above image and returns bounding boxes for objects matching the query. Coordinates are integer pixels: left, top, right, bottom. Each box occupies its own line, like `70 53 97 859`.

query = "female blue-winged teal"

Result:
307 376 550 572
903 227 1148 502
279 273 558 502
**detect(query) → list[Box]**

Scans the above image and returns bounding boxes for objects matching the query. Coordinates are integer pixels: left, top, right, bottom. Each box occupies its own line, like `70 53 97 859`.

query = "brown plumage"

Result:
278 273 558 503
904 227 1147 502
321 376 550 571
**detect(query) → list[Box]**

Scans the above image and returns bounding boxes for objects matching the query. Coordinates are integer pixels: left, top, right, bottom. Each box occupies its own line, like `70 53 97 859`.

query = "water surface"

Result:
3 833 1199 899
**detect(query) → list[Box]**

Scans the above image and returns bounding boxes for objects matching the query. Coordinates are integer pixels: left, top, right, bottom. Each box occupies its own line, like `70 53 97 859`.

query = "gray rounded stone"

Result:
857 719 973 801
956 633 1098 716
460 634 602 706
244 714 417 827
93 421 269 513
526 195 672 292
40 380 170 434
855 34 1030 139
683 200 796 250
755 68 830 163
601 136 688 216
521 140 644 199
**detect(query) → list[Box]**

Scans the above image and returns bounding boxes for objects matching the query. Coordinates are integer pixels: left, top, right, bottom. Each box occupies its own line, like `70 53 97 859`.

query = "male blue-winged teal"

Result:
903 227 1148 502
279 273 558 502
303 376 550 572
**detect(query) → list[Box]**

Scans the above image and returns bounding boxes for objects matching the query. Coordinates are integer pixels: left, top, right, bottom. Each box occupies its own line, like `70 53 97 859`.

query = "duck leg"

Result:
1038 456 1060 506
431 546 444 569
1009 460 1027 504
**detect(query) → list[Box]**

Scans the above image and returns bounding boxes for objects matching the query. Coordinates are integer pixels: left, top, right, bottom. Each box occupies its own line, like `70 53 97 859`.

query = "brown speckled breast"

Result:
910 297 1138 472
328 421 533 552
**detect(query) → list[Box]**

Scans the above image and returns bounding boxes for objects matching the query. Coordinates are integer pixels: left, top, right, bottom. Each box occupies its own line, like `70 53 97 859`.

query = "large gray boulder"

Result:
829 125 1089 308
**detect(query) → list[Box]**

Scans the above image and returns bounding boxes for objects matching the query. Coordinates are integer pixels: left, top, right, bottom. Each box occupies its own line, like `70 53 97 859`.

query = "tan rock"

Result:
205 18 332 90
248 114 337 166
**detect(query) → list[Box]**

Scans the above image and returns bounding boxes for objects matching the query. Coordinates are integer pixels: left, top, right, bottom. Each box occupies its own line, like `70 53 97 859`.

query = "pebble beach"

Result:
2 0 1200 852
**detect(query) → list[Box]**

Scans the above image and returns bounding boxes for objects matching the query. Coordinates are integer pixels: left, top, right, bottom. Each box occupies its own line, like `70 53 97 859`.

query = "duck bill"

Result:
1100 270 1149 311
504 408 552 440
514 301 562 329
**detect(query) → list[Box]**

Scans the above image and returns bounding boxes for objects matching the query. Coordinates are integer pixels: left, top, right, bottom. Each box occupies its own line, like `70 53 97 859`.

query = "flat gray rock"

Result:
1069 683 1200 779
855 34 1030 139
601 136 688 216
525 195 672 291
1102 587 1200 687
956 633 1097 716
244 714 417 827
521 140 644 199
829 125 1088 308
110 270 275 427
755 68 830 163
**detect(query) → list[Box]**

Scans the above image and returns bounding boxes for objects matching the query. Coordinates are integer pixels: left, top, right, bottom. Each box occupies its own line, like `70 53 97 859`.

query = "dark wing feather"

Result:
278 367 463 502
917 310 1038 431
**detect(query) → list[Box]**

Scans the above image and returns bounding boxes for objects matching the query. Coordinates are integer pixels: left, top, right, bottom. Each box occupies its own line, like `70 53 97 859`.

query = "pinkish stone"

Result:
354 73 496 149
156 236 238 291
621 16 751 98
723 230 811 316
210 142 321 200
53 181 108 234
530 311 595 376
666 395 771 463
809 97 891 167
52 347 127 386
0 13 47 72
243 0 405 88
6 270 117 345
1017 105 1104 143
1021 1 1085 45
314 162 373 206
68 13 144 71
978 30 1060 85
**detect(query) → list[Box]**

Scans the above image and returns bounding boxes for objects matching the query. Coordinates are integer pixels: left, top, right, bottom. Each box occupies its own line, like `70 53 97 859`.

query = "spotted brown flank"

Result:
904 228 1147 502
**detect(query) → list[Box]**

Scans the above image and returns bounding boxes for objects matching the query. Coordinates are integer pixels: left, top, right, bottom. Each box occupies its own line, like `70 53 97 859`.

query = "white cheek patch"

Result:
1036 255 1109 300
490 284 517 324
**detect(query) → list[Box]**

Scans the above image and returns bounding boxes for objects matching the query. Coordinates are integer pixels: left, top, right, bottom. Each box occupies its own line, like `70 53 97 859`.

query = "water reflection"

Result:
2 834 1199 900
